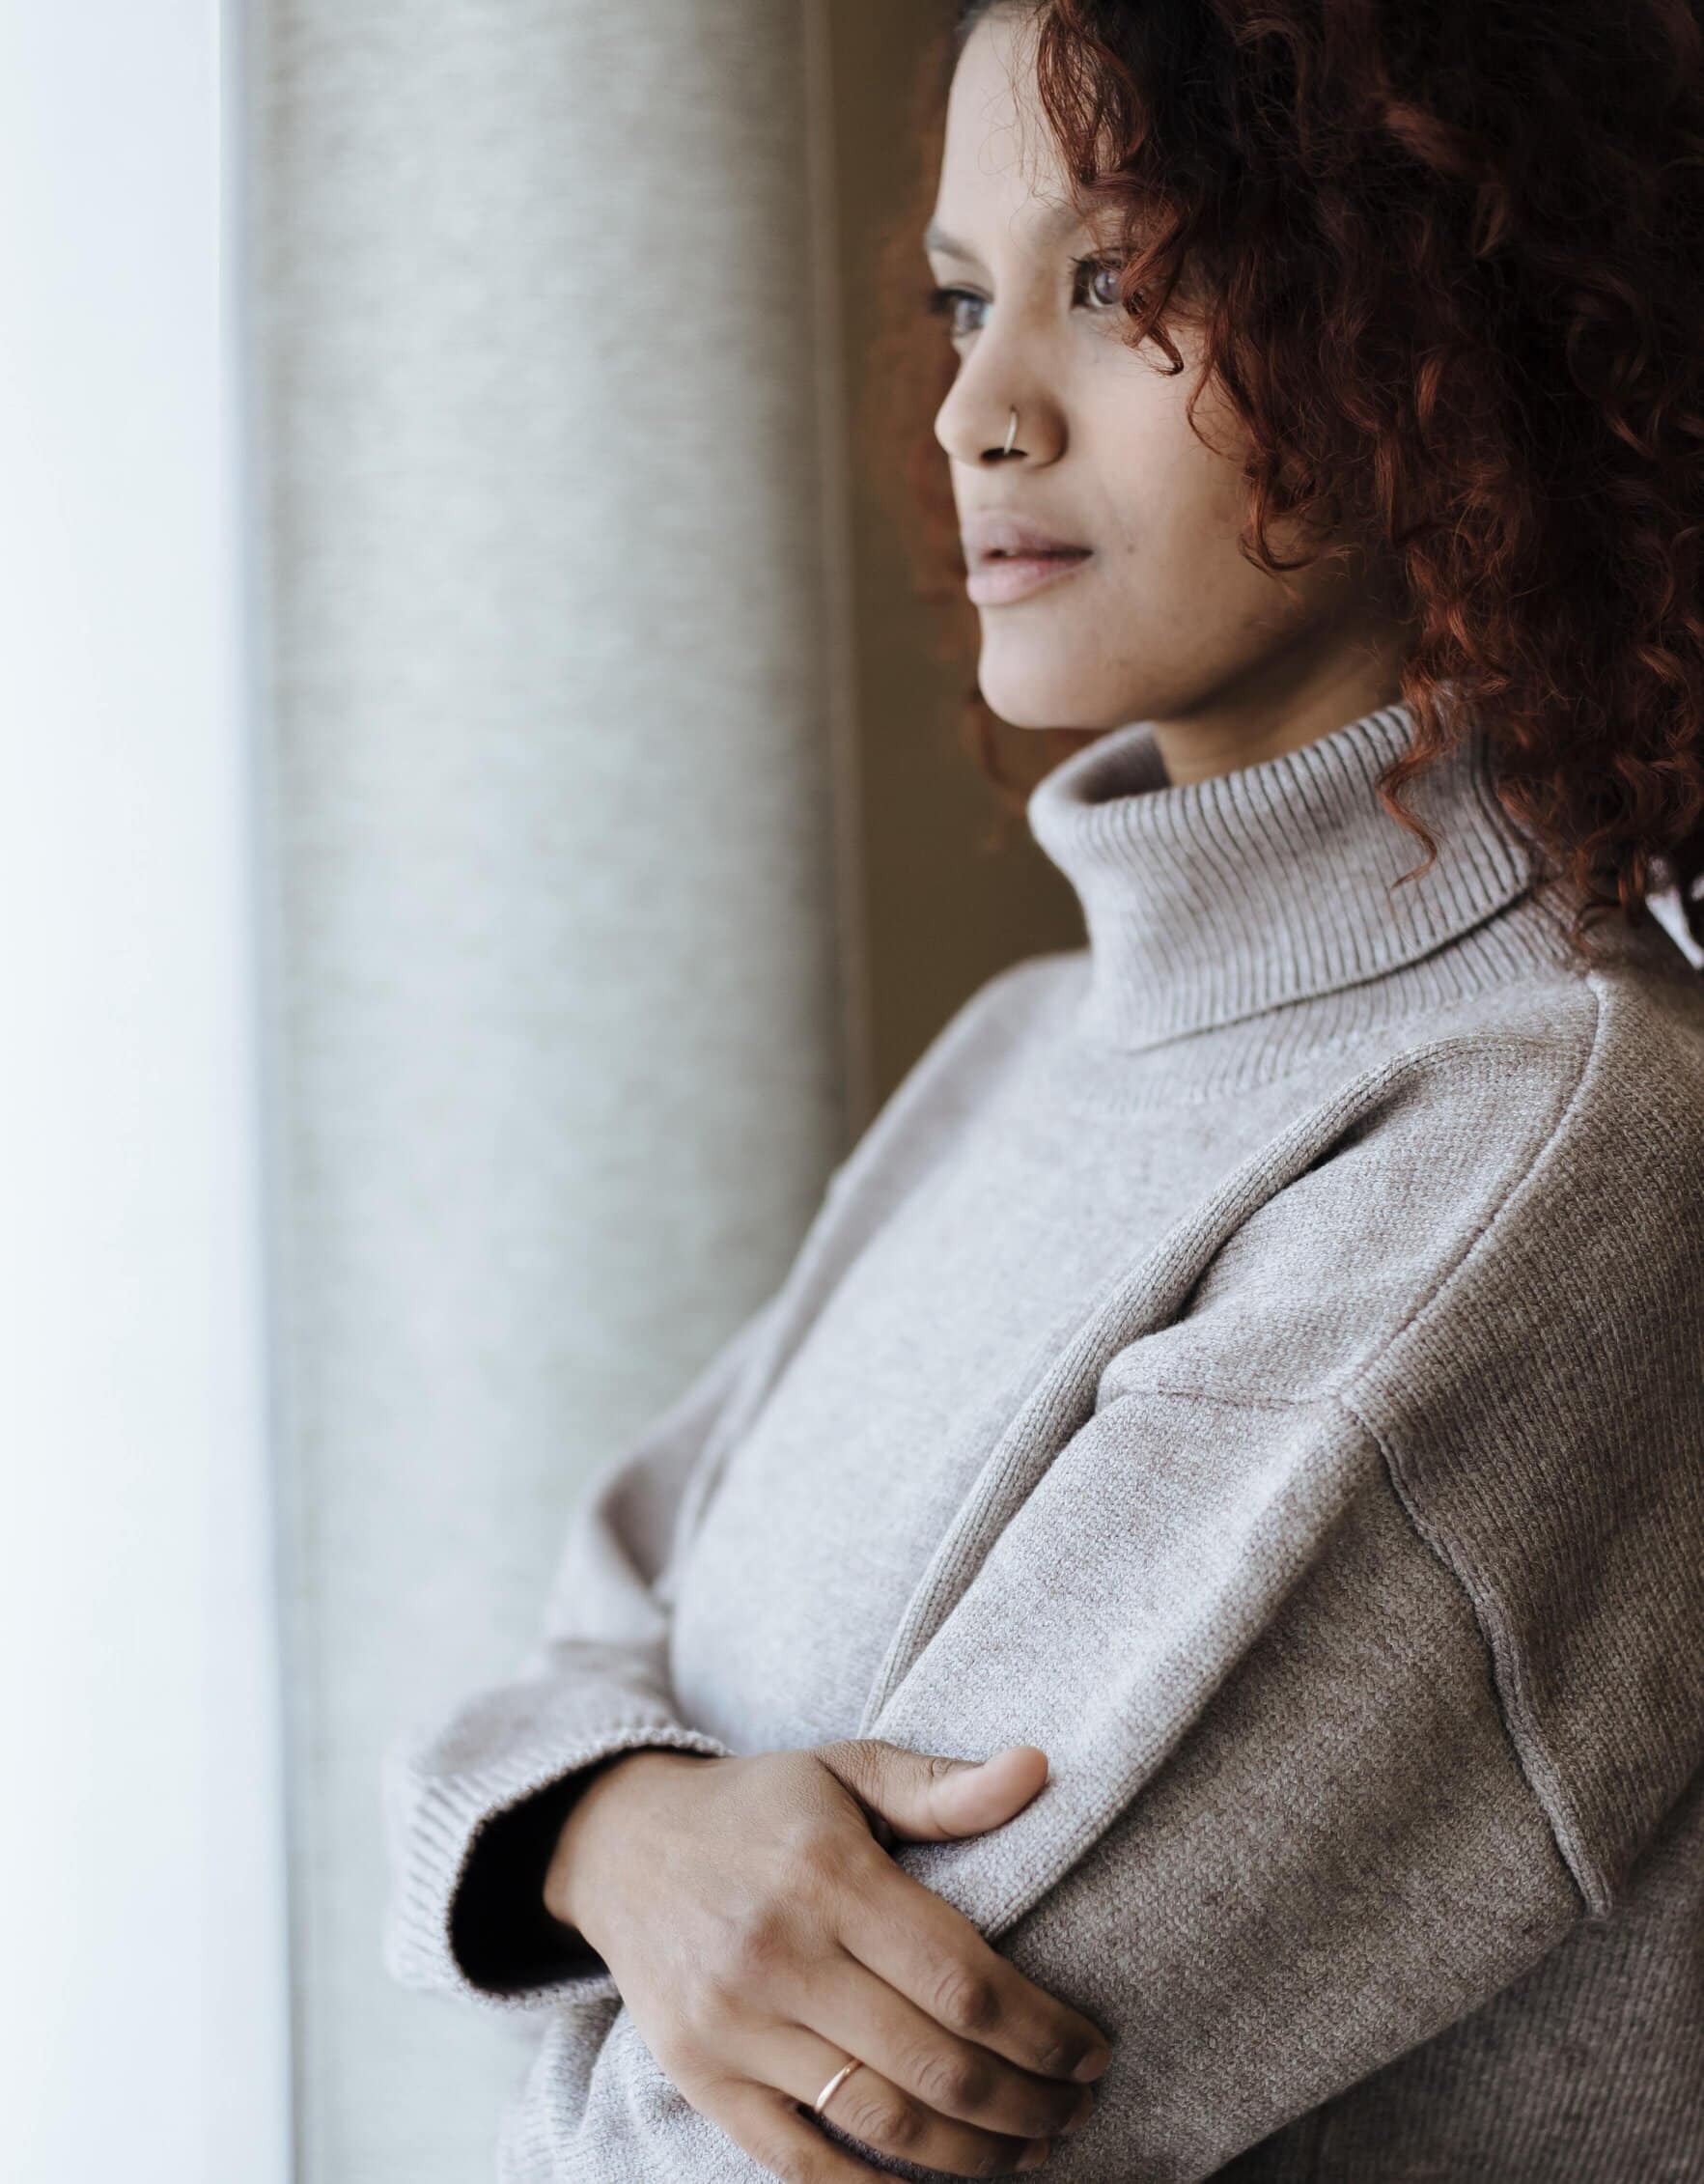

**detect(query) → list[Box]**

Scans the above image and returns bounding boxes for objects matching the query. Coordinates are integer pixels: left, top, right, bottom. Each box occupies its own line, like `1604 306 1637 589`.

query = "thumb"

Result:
813 1738 1049 1846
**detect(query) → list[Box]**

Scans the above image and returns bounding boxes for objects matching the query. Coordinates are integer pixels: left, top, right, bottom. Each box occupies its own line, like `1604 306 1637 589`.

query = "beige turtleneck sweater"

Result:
382 702 1704 2182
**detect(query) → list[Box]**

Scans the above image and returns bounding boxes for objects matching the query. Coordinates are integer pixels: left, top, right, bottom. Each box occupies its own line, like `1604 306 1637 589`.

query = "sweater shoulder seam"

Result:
1332 1385 1598 1918
1057 1371 1600 1914
1328 981 1610 1914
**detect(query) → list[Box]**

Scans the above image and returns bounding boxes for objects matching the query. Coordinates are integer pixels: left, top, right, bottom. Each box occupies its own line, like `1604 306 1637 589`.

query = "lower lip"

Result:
965 550 1093 606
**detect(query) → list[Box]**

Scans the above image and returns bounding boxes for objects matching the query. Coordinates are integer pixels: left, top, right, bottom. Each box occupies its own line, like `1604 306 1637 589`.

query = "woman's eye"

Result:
925 284 987 341
923 259 1129 342
1075 254 1126 310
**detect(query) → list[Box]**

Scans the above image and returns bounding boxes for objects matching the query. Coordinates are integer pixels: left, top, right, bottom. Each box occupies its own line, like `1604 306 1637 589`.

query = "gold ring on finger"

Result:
812 2056 864 2117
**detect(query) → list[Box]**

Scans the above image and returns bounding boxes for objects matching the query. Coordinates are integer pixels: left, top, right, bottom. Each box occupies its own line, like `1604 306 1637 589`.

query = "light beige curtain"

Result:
254 4 862 2175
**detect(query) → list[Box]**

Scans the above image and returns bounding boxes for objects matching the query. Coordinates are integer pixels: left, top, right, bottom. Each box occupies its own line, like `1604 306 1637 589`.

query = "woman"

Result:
383 3 1704 2178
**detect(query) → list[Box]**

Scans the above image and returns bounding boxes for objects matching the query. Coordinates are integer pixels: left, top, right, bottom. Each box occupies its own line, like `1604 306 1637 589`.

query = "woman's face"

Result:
928 6 1410 775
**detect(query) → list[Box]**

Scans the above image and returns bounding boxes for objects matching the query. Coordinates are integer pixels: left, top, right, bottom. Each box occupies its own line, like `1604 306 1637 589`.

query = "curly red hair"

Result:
864 0 1704 959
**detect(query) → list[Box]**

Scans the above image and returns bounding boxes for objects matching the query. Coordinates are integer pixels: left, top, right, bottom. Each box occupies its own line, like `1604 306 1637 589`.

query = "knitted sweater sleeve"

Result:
378 1282 783 2016
377 958 1065 2024
527 1381 1597 2184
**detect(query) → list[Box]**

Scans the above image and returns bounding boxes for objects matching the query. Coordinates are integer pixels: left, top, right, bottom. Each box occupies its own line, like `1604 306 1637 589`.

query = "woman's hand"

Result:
544 1739 1112 2179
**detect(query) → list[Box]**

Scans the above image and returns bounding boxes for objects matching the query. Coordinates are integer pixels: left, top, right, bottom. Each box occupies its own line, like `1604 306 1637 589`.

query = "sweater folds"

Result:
381 701 1704 2182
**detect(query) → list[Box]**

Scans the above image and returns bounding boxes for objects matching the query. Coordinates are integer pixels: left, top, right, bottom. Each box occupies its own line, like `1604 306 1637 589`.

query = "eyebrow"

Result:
923 220 975 260
923 202 1087 263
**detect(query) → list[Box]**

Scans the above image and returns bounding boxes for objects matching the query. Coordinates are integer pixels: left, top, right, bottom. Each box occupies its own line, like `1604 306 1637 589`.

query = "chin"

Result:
975 643 1136 735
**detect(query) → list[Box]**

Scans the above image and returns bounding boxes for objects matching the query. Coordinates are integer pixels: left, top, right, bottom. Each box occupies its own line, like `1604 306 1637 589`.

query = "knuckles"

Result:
839 2088 926 2152
1030 2030 1088 2079
909 2045 991 2117
929 1961 1003 2037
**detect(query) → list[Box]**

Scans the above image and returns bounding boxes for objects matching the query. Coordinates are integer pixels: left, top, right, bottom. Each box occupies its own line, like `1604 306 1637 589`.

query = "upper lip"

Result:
961 511 1093 569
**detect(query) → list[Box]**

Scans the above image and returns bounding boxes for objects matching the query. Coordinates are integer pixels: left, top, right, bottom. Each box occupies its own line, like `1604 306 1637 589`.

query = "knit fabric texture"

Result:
381 701 1704 2182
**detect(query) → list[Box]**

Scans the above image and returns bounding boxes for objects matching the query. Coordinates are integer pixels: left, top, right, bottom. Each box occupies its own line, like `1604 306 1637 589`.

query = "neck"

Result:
1145 632 1419 789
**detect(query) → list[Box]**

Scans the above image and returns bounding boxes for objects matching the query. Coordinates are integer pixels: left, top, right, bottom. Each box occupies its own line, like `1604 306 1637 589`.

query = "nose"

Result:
934 367 1062 469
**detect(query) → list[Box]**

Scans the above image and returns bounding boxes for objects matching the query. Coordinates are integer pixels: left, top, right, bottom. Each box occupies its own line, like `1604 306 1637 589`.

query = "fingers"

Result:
916 1746 1049 1839
813 1740 1051 1842
796 1946 1094 2148
700 2078 885 2181
747 2021 1054 2179
839 1850 1113 2086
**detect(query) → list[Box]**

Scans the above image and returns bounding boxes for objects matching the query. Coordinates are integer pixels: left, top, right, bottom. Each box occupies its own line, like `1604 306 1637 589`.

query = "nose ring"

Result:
1002 406 1020 457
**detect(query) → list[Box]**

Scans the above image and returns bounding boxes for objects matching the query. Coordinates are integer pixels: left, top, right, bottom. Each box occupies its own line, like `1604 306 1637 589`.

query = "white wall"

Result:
0 5 291 2180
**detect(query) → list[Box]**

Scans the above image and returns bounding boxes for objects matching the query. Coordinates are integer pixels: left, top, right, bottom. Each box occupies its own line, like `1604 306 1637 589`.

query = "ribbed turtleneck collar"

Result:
1026 700 1545 1051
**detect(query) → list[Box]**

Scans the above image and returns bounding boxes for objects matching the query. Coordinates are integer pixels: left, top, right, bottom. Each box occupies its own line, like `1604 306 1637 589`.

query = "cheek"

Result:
1093 372 1254 579
1075 459 1267 662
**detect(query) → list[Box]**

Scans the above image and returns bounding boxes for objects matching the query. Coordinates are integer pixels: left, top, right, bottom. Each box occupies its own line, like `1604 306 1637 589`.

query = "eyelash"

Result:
924 253 1128 339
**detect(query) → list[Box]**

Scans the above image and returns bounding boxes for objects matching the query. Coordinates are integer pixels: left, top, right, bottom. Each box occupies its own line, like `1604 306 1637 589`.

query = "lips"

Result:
961 511 1094 605
965 553 1092 606
962 511 1092 565
957 511 1092 606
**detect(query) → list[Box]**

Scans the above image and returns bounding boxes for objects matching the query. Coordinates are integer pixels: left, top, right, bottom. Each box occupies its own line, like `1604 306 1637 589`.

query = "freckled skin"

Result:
930 6 1418 785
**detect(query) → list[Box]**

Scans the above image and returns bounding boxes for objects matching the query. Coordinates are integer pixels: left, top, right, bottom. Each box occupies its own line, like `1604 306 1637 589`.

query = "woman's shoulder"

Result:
1317 893 1704 1165
1374 910 1704 1303
1157 933 1704 1398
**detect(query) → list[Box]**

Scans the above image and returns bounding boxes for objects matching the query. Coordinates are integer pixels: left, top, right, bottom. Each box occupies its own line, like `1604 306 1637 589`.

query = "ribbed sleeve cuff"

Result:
382 1713 737 2015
